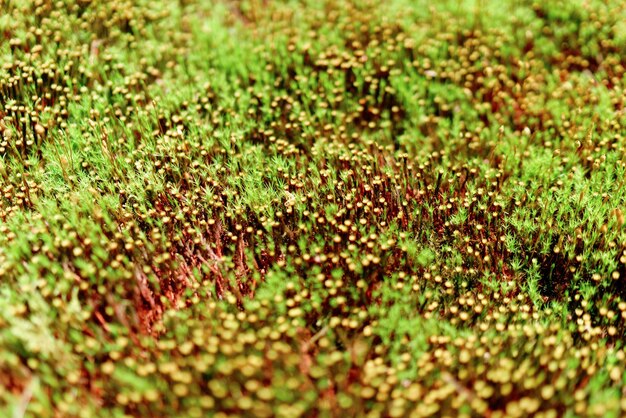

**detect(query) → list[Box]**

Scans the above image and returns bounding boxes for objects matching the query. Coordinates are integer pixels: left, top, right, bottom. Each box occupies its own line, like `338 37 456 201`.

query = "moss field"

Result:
2 0 626 416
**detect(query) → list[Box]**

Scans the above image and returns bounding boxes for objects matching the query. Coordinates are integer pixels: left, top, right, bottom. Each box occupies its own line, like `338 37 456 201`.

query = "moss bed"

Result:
2 0 626 416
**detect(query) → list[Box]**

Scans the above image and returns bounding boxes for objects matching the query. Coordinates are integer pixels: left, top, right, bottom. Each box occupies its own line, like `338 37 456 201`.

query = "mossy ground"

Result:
2 0 626 416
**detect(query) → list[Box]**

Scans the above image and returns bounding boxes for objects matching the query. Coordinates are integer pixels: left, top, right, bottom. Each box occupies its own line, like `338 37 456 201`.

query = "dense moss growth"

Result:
2 0 626 416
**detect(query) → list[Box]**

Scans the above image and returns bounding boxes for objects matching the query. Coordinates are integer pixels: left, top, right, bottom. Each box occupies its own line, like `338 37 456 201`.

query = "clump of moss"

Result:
1 0 626 416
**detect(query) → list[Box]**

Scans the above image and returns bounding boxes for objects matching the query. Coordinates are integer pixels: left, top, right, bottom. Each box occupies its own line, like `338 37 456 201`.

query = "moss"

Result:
1 0 626 416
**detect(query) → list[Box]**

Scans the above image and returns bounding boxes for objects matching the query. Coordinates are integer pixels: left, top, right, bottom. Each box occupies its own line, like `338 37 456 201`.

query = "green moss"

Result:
2 0 626 416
